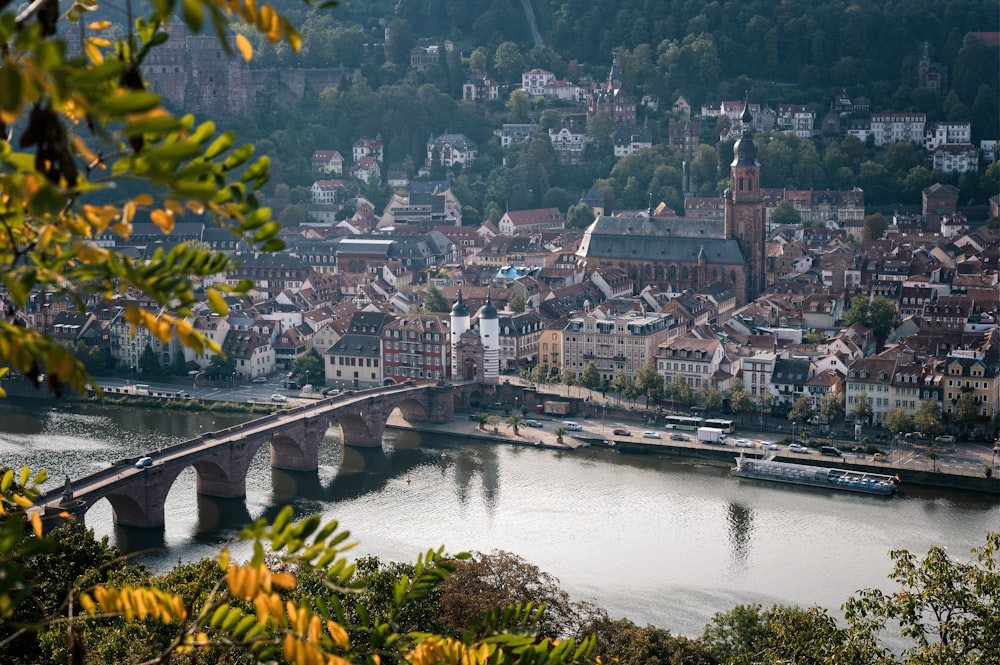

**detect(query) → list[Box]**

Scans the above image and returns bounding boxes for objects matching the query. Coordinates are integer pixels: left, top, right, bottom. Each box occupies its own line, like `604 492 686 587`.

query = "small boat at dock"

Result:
731 454 898 496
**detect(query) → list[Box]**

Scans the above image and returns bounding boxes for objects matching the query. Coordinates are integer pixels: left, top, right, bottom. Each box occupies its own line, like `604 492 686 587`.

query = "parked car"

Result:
251 376 268 383
135 456 153 469
524 419 543 428
669 433 689 441
760 442 780 451
872 452 887 462
270 394 288 402
734 439 754 448
613 428 631 436
788 443 810 453
642 431 661 439
934 435 955 444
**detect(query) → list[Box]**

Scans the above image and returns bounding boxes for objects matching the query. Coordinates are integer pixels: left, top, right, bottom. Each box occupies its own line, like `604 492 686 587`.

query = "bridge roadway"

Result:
39 381 472 531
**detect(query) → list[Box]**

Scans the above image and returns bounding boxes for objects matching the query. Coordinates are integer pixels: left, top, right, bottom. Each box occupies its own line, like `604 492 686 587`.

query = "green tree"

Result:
424 285 451 312
757 390 773 417
292 349 324 386
667 373 693 408
508 294 527 313
914 399 943 436
138 344 161 377
729 386 755 418
474 411 491 430
953 391 980 432
610 372 635 405
566 202 596 229
528 363 548 385
769 199 802 225
560 367 577 393
842 532 1000 663
587 616 716 665
587 111 616 151
554 426 567 443
580 361 601 392
787 394 814 424
439 551 598 641
207 353 237 382
505 412 525 436
862 212 889 241
883 407 913 436
819 389 845 423
843 295 899 341
494 41 525 81
506 89 530 123
630 362 661 408
852 391 874 425
700 385 723 412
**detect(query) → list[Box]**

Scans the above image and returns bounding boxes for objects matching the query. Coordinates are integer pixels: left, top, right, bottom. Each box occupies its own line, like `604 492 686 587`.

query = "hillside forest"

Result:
200 0 1000 226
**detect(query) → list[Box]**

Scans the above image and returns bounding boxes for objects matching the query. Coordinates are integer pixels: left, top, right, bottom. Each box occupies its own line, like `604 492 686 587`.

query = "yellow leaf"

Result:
29 511 42 538
70 135 100 167
88 20 111 29
134 193 154 206
84 41 104 65
271 571 295 589
185 200 206 214
13 494 32 508
235 33 253 61
165 199 185 215
327 620 349 649
151 209 175 233
79 593 96 615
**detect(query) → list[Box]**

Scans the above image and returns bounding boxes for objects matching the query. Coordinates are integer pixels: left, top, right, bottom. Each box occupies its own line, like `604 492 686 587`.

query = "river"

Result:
2 397 999 637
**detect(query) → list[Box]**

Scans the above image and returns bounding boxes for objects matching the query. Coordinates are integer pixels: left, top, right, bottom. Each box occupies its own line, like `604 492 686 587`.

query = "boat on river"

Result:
731 454 898 496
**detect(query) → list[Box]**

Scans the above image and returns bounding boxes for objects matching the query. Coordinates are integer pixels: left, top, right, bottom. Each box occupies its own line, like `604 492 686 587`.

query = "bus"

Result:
703 418 735 433
664 415 704 431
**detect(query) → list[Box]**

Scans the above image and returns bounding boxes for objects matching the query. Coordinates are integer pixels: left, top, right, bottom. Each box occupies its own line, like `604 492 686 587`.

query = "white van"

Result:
561 421 583 431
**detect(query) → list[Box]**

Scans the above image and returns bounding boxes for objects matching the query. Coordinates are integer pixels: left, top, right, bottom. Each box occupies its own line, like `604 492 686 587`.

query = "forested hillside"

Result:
233 0 999 223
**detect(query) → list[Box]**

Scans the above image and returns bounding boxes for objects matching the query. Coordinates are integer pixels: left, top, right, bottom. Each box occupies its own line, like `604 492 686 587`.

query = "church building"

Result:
577 102 767 306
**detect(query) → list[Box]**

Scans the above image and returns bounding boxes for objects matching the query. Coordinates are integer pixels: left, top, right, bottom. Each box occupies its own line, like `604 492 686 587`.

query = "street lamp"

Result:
602 404 606 441
792 421 797 444
193 370 204 389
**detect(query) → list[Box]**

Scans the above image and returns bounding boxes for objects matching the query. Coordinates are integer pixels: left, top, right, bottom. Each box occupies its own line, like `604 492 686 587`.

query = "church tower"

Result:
724 100 766 302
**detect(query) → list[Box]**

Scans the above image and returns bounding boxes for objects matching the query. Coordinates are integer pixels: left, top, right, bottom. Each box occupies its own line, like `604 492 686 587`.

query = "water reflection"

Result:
726 501 754 566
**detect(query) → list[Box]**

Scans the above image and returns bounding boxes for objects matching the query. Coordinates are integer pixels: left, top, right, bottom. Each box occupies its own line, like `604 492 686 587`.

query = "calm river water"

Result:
2 398 999 637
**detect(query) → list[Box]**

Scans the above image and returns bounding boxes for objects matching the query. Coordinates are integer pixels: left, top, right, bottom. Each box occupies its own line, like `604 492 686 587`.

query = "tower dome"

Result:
731 99 758 166
481 293 498 319
451 289 469 317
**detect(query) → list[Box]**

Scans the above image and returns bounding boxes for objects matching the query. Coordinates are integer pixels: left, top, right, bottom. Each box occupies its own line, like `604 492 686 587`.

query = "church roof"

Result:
576 215 745 265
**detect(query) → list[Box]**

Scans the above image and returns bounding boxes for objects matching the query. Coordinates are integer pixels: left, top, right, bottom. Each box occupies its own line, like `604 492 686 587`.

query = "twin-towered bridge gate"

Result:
40 381 484 531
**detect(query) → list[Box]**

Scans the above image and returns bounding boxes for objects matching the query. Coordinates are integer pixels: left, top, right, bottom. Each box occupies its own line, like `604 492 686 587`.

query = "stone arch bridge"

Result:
39 381 486 531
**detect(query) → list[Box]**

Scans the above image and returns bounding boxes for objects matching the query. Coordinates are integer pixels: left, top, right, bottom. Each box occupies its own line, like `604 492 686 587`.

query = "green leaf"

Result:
0 64 23 111
94 91 162 114
180 0 204 31
206 289 229 316
209 603 230 628
125 116 186 135
1 469 12 492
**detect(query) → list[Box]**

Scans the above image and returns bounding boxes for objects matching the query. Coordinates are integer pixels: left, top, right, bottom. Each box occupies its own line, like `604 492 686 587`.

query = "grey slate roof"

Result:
579 226 745 265
329 333 381 357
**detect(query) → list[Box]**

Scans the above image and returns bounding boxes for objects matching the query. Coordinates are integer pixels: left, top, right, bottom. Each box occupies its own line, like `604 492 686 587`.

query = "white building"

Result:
870 113 926 147
521 68 555 95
